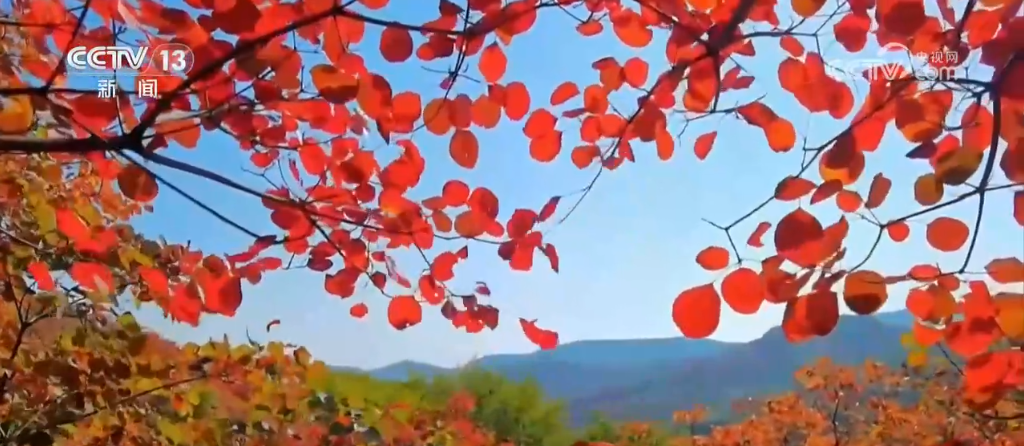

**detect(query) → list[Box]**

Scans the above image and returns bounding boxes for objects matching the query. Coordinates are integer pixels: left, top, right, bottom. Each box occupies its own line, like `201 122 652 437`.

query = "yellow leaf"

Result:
75 201 103 226
899 332 919 350
293 346 312 367
305 361 330 392
33 202 57 234
907 349 928 368
117 313 141 333
157 417 183 443
186 388 202 405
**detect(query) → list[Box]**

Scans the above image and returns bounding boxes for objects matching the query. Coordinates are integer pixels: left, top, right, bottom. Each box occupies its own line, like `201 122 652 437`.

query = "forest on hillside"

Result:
0 305 1021 446
1 0 1023 444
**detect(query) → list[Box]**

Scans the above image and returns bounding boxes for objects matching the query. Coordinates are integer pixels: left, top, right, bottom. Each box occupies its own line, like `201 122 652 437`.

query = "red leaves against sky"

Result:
9 0 1023 371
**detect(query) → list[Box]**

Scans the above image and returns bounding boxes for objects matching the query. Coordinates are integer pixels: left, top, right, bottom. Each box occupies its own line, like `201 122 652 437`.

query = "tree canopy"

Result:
0 0 1022 438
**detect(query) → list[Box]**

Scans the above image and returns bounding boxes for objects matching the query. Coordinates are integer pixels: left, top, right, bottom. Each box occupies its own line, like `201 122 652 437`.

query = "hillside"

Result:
564 314 908 425
354 311 914 426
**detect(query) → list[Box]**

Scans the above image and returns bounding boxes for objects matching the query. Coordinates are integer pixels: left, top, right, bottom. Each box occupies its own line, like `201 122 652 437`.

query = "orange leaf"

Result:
550 81 580 106
774 176 815 200
449 130 479 169
622 57 649 88
441 180 470 206
819 139 865 185
503 81 531 120
912 320 944 346
995 294 1024 341
695 246 730 271
576 21 603 36
454 210 488 238
793 0 827 17
864 173 892 209
810 179 843 204
779 35 804 57
520 318 559 349
765 118 797 153
479 42 507 83
835 190 863 213
388 295 422 330
350 303 369 318
0 94 33 135
842 270 887 315
721 268 764 314
611 10 652 48
117 164 159 203
571 145 600 168
693 131 717 161
886 221 910 242
379 26 413 62
913 173 944 205
672 284 721 339
986 257 1024 283
530 131 563 162
310 64 359 104
925 216 969 252
908 264 942 281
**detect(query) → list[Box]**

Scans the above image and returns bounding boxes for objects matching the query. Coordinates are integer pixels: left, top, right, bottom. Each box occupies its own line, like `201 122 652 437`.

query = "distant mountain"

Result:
875 309 916 327
564 314 909 425
472 337 732 369
346 310 915 425
363 360 450 381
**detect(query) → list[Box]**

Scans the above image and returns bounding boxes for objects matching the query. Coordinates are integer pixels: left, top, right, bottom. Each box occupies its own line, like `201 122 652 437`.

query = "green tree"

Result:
579 413 620 443
418 367 572 446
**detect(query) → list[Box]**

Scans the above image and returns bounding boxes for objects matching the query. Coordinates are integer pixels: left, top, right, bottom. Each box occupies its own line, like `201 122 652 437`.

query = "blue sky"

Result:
60 0 1021 369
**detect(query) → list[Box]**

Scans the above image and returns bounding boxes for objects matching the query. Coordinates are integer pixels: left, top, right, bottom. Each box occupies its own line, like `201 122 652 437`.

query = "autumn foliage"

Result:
0 0 1023 435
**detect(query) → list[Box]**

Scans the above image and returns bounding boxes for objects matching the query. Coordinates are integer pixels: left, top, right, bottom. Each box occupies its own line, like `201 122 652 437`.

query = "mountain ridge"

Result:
352 310 914 377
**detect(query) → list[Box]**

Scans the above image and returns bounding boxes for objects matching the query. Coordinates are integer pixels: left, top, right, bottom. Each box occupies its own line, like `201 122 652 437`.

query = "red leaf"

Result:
475 282 492 296
266 319 281 331
538 196 560 222
747 222 771 247
541 243 559 272
721 268 764 314
695 246 730 271
388 295 422 330
350 303 369 319
694 131 717 161
672 283 721 339
519 318 559 350
299 144 327 175
27 261 55 291
69 262 115 293
205 275 243 317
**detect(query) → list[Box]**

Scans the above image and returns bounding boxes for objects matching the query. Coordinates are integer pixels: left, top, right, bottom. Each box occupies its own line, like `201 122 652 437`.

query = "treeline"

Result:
2 298 1022 446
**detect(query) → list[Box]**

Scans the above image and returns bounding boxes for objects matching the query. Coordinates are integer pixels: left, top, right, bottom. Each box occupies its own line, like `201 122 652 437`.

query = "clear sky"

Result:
82 0 1023 369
